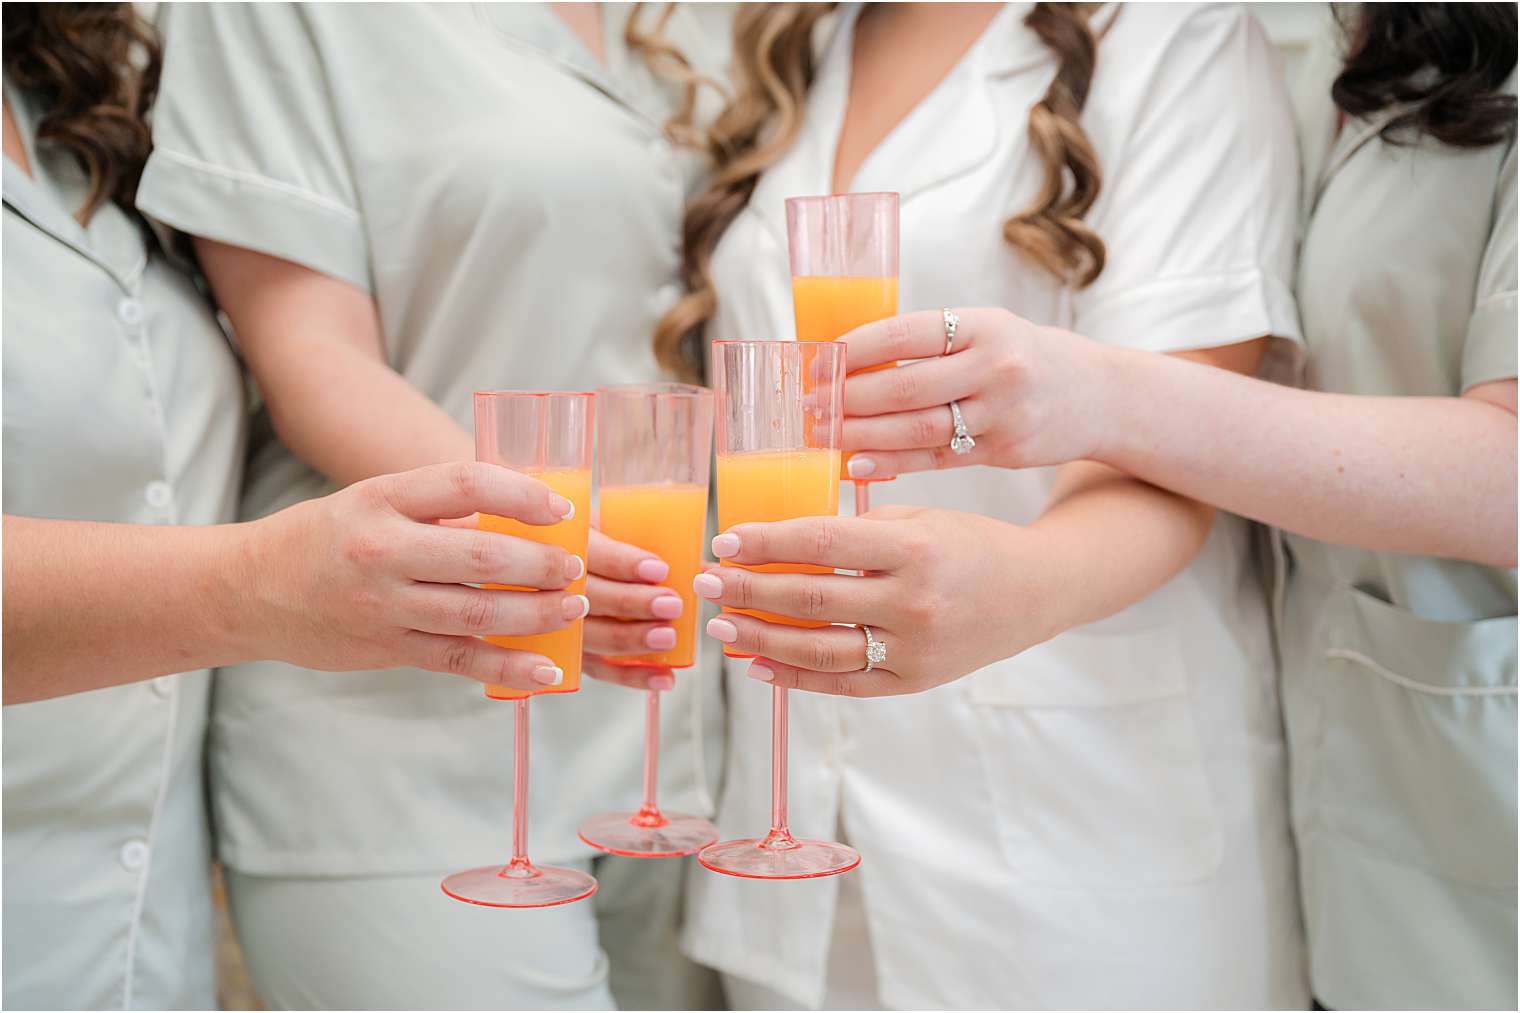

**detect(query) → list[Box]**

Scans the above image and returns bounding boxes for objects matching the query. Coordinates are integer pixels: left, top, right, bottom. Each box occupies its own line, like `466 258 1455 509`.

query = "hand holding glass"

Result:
698 341 859 880
442 391 598 908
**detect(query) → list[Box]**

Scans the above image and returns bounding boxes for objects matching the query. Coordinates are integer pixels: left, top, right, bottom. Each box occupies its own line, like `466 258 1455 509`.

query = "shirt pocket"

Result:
1304 586 1517 888
965 624 1224 889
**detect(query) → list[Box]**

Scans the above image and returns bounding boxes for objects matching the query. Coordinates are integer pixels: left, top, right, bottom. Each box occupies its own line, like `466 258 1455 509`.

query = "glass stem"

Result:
761 685 797 850
505 697 535 876
854 479 869 516
632 688 667 828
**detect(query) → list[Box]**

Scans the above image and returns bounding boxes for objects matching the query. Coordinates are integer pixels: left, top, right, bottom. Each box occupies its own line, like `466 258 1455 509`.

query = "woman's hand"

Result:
247 461 590 693
839 308 1114 478
693 507 1069 696
580 529 682 691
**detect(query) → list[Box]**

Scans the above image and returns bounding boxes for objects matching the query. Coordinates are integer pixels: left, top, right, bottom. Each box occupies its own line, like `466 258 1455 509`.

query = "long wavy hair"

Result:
1334 3 1517 150
625 2 726 146
2 2 160 224
652 3 1106 382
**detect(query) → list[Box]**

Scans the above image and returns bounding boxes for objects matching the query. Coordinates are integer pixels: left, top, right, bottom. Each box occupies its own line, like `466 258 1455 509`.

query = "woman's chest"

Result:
1298 136 1504 396
314 6 698 250
2 215 242 521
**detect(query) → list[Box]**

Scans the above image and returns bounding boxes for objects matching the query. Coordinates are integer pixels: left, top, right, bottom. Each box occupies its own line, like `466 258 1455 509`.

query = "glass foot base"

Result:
578 810 719 858
698 836 860 880
440 863 598 908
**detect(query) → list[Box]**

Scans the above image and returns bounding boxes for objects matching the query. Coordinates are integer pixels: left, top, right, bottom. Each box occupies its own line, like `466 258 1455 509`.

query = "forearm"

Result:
196 238 472 488
259 339 471 486
3 516 259 703
1099 348 1518 566
1021 462 1214 638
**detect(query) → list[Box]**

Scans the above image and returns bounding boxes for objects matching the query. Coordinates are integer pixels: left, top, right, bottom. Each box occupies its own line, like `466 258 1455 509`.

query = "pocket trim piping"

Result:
1327 647 1519 697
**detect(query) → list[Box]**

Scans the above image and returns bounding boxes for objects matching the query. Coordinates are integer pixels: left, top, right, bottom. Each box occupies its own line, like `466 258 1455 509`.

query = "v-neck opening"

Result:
3 83 37 182
547 4 610 76
826 3 1007 195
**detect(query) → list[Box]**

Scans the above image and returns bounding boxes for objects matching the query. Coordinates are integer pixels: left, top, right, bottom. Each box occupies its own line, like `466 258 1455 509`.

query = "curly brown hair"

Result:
2 2 160 224
651 3 1107 383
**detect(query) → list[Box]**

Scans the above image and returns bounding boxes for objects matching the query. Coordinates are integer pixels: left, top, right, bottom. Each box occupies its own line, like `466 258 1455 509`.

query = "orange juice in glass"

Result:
711 340 845 659
715 448 840 637
479 465 591 698
786 192 900 483
472 391 594 699
595 383 714 670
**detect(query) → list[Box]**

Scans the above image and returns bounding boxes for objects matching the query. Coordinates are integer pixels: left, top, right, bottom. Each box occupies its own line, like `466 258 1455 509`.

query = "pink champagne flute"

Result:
698 341 860 879
441 391 598 908
578 383 718 858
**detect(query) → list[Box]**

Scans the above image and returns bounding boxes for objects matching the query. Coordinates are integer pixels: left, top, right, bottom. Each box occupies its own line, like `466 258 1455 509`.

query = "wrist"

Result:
1086 342 1147 470
211 518 276 666
989 520 1077 654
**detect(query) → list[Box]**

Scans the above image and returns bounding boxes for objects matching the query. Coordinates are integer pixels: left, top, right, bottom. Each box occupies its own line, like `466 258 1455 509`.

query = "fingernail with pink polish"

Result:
563 594 591 621
649 674 676 692
550 495 575 519
531 665 564 686
693 573 723 599
650 595 683 619
635 558 670 583
706 617 738 644
645 626 678 650
711 533 741 558
847 457 876 479
748 662 775 683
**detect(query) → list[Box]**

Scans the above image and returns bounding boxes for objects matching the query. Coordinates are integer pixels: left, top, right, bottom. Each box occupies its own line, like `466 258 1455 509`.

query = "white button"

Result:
118 298 144 327
150 675 173 697
144 480 172 509
120 839 149 871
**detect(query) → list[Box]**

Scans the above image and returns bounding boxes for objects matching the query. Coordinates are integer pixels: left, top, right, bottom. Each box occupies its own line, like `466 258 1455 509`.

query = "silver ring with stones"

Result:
949 400 976 455
941 308 960 355
861 624 887 672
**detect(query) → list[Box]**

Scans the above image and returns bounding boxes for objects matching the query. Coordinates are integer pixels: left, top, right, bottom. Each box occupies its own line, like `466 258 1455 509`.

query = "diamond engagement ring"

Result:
861 625 887 672
941 308 960 355
948 400 976 455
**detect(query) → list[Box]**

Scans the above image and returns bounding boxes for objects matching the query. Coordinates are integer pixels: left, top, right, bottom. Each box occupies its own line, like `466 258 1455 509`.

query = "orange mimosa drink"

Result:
480 466 592 699
791 275 899 353
598 482 709 669
716 448 840 656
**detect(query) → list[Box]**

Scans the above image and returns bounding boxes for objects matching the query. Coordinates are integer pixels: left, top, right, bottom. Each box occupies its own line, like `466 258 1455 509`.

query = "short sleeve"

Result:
1462 143 1518 390
136 2 371 292
1073 6 1301 359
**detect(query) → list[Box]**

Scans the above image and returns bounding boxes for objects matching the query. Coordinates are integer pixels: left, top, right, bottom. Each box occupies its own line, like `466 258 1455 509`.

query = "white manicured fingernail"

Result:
564 555 586 581
532 665 564 686
635 558 670 582
847 457 876 478
706 617 738 644
748 662 775 683
711 533 740 558
550 495 575 519
693 573 723 599
563 594 591 621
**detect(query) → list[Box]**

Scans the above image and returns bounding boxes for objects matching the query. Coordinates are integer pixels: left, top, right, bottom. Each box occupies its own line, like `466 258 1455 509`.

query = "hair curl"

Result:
2 2 160 224
652 3 1106 383
625 2 726 147
1333 2 1517 149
